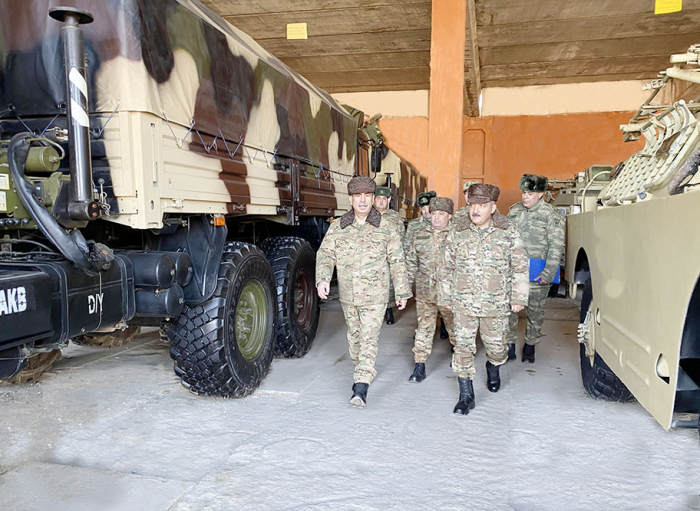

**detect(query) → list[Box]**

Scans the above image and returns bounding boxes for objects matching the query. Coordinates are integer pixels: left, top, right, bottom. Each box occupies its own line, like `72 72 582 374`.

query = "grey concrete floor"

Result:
0 297 698 511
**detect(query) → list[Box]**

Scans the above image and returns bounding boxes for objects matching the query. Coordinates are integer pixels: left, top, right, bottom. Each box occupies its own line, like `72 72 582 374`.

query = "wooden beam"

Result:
476 0 700 26
254 29 432 57
478 10 700 47
483 72 660 88
324 83 430 93
221 3 431 40
463 0 480 117
300 68 429 89
282 51 430 73
481 54 673 82
204 0 428 16
479 34 700 66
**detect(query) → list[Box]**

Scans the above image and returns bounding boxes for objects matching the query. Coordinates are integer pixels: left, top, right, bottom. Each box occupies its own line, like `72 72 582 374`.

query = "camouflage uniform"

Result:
375 188 406 311
403 191 435 253
506 198 565 347
316 207 411 384
406 198 455 363
439 213 529 379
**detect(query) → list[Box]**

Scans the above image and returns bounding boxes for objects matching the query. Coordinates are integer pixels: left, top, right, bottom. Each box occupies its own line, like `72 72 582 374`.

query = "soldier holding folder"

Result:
506 174 565 363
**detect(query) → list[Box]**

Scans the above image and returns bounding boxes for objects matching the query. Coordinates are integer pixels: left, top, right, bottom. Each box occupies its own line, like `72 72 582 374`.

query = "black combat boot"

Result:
507 343 517 361
385 307 395 325
409 363 426 383
439 318 449 339
453 377 475 415
351 383 369 408
522 344 535 363
485 361 501 392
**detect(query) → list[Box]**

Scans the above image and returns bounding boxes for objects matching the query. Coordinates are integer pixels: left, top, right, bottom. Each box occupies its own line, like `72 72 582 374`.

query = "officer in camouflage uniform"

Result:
453 180 478 222
316 177 412 408
405 197 456 383
506 174 566 363
404 191 436 253
439 184 528 415
374 186 406 325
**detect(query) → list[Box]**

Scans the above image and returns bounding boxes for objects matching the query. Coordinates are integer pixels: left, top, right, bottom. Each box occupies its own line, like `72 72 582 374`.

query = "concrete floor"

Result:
0 298 698 511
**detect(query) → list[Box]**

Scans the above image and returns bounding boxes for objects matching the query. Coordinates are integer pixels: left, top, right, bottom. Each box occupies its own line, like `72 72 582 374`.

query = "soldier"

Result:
374 186 406 325
316 177 412 408
506 174 566 363
403 190 436 253
406 197 456 382
453 180 478 221
439 184 528 415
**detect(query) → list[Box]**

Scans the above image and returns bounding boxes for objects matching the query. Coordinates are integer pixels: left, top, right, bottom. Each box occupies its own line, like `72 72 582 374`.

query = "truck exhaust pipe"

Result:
49 6 99 221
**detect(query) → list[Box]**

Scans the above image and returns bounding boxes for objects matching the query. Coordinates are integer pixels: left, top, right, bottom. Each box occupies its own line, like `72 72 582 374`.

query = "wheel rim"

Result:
293 267 314 331
234 280 269 361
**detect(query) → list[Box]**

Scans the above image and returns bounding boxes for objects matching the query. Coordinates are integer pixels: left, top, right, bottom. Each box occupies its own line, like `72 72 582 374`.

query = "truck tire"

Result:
73 327 141 348
167 242 276 397
7 349 61 384
579 278 635 402
260 237 320 358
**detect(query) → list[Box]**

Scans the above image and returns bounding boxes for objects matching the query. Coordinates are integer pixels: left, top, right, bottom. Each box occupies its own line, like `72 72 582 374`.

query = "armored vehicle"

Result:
0 0 424 395
566 46 700 431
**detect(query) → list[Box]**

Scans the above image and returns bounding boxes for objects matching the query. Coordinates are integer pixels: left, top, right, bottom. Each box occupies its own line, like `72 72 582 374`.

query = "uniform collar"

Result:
340 207 382 229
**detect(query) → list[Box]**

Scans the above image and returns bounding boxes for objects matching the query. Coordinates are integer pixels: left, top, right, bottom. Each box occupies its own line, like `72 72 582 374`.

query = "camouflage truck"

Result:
0 0 424 396
566 46 700 432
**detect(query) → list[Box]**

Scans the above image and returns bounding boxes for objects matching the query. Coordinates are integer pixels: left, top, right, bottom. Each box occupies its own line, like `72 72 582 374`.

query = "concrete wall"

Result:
379 111 643 211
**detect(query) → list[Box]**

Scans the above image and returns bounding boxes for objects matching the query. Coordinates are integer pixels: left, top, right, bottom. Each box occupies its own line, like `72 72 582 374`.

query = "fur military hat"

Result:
429 197 454 214
417 192 431 207
347 176 376 195
520 174 548 193
463 180 479 192
467 183 500 204
375 186 391 198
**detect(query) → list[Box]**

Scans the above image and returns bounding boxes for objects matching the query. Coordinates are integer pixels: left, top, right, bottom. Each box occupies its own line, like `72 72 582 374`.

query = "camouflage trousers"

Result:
507 283 550 346
452 313 509 379
340 302 386 384
387 280 395 309
413 300 455 363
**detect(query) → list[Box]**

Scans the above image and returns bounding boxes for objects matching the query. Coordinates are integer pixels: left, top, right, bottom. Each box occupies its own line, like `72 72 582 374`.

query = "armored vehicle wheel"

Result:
7 349 61 384
260 237 320 358
579 278 634 402
73 327 141 348
168 242 276 397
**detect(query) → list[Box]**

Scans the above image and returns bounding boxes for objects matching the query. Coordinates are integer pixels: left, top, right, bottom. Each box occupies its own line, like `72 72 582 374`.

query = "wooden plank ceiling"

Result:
202 0 700 116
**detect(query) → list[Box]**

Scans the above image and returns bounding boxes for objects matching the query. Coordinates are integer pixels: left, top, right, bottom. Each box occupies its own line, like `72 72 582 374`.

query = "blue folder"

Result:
528 258 560 284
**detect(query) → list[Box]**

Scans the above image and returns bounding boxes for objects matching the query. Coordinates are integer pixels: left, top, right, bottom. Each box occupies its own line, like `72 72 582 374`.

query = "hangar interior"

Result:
0 1 699 509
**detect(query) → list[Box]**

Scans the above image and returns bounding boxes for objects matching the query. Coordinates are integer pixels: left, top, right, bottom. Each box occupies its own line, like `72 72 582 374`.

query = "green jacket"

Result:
507 199 565 283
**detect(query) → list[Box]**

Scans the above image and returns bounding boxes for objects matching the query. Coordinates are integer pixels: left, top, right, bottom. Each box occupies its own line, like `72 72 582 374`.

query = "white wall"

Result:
332 90 429 118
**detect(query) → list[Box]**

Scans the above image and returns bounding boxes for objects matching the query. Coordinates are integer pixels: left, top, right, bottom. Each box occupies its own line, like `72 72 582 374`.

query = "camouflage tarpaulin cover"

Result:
0 0 358 173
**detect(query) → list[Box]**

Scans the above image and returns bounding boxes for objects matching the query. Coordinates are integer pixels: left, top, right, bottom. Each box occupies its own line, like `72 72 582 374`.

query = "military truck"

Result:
566 46 700 432
0 0 424 396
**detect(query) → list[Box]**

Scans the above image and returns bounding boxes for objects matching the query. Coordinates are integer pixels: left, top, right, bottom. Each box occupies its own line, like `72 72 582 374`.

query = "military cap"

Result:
429 197 454 214
427 190 437 199
417 192 431 207
375 186 391 198
467 183 500 204
463 180 479 193
347 176 376 195
520 174 548 193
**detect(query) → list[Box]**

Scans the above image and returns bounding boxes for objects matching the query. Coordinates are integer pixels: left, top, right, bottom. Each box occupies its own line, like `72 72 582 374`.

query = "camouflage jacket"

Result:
406 222 451 303
507 199 565 283
403 215 430 253
453 205 469 221
316 207 412 306
438 221 529 317
381 209 406 240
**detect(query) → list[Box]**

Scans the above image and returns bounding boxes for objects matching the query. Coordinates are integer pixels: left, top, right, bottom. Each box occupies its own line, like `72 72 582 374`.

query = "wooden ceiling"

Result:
202 0 700 116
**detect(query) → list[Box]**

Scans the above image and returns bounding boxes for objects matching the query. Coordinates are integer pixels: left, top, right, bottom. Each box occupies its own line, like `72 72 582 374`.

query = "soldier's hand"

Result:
317 282 330 300
511 304 525 313
534 276 550 286
396 299 408 310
